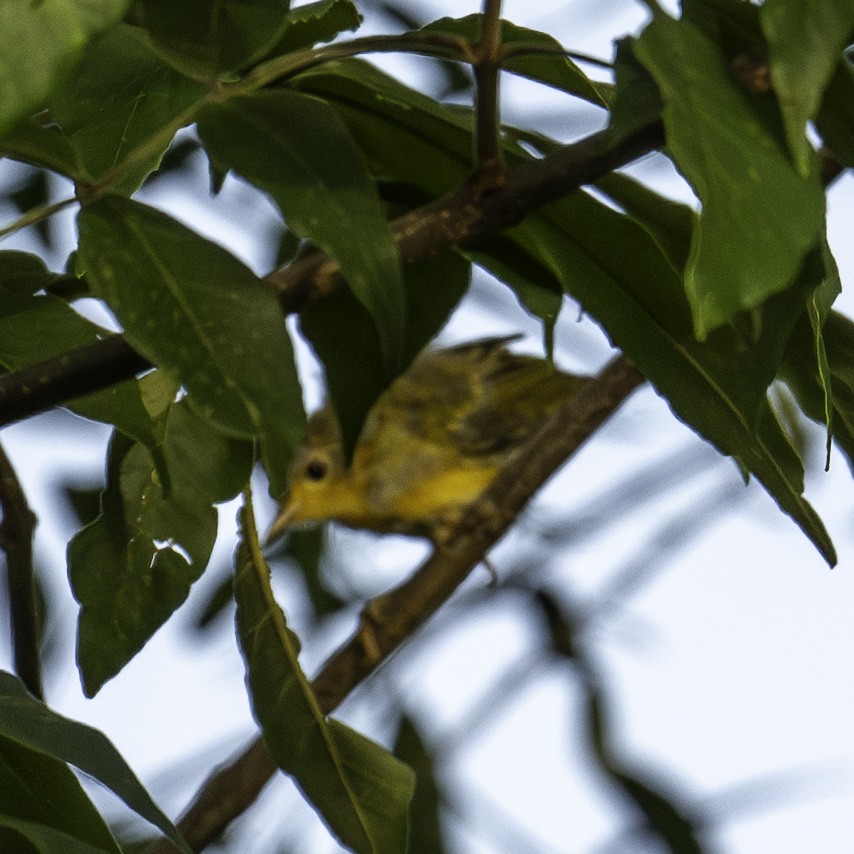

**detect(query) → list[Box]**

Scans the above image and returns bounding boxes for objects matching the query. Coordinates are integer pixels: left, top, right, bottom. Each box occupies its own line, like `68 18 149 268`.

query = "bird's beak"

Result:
264 498 301 546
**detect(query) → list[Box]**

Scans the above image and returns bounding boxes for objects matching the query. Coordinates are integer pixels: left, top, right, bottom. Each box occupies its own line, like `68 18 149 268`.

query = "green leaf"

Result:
271 0 362 55
782 310 854 474
291 59 474 197
633 10 826 338
464 237 563 351
0 736 120 853
300 251 470 461
805 241 841 466
822 312 854 469
0 818 111 854
488 189 835 563
607 38 663 146
0 671 189 852
76 195 305 496
393 718 445 854
283 529 342 618
0 251 56 294
760 0 854 176
69 403 253 695
0 0 129 138
140 0 294 80
816 55 854 167
198 90 406 372
421 15 608 106
594 171 694 274
0 272 174 453
0 117 84 180
48 25 206 193
234 497 415 853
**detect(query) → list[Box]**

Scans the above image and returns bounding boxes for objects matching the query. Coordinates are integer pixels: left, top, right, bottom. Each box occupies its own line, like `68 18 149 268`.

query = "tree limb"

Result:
146 354 646 853
0 119 664 429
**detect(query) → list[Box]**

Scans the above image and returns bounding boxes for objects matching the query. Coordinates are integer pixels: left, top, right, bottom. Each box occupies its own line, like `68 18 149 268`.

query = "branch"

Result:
147 354 646 853
0 442 41 699
312 355 645 710
472 1 505 176
0 118 664 429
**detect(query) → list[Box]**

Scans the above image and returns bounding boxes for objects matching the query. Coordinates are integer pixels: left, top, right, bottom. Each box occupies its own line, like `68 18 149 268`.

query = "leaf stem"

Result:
0 197 75 241
230 31 474 95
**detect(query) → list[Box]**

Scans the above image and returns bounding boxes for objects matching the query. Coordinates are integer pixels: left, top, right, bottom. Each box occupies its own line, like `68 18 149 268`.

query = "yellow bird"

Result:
267 337 588 543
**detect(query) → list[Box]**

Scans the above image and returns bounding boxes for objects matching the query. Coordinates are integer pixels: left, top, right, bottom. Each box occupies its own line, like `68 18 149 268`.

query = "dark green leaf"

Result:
291 59 473 197
421 15 608 105
464 237 563 352
0 671 189 852
607 38 663 146
0 736 120 853
77 195 305 496
234 499 415 853
198 90 406 372
822 311 854 468
0 0 129 138
300 251 469 461
140 0 292 80
0 277 175 454
682 0 765 48
272 0 362 55
634 10 826 338
594 171 694 274
69 403 253 695
805 241 841 465
488 190 834 563
760 0 854 176
0 117 84 180
143 138 200 187
815 55 854 167
0 819 110 854
393 718 445 854
62 484 104 529
378 2 471 97
48 25 206 193
783 310 854 474
0 251 55 295
192 567 234 631
284 529 342 618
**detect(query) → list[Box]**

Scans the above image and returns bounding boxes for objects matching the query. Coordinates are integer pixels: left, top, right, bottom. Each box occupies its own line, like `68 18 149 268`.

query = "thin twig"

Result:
146 355 646 853
0 442 41 699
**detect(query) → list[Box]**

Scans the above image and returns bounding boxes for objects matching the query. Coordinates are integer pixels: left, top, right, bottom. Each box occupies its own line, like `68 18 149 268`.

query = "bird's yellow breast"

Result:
286 463 499 535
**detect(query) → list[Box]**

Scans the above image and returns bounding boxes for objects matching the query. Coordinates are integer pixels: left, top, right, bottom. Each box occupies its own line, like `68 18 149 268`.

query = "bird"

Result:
266 336 588 544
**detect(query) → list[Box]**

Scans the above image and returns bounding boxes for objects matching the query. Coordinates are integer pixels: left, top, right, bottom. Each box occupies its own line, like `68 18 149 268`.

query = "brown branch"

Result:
472 1 505 177
0 335 150 428
0 118 664 429
0 442 41 699
312 355 645 710
146 354 646 853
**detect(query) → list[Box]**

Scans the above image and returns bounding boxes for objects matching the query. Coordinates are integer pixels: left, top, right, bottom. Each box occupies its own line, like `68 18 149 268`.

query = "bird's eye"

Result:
305 457 328 481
